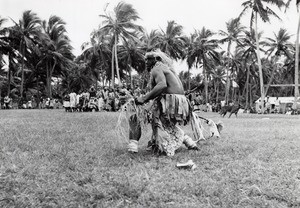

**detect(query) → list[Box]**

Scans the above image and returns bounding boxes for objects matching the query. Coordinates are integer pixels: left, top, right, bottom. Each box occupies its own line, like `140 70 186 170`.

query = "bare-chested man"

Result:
128 50 198 156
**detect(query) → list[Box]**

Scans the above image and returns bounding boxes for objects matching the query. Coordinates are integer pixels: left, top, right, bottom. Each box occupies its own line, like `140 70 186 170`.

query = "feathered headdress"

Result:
145 49 176 74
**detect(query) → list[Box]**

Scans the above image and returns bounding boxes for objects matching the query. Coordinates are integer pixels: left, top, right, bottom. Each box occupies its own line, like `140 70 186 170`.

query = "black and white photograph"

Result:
0 0 300 207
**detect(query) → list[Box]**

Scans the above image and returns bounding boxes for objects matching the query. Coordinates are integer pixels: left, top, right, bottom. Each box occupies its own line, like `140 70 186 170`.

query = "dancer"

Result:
128 49 198 156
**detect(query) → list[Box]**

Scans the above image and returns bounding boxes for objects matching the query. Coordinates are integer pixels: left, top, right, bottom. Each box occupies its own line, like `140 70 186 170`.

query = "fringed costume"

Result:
150 94 197 156
129 94 197 156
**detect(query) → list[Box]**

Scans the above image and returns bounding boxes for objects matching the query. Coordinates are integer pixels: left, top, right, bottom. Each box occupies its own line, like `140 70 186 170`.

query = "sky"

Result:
0 0 299 73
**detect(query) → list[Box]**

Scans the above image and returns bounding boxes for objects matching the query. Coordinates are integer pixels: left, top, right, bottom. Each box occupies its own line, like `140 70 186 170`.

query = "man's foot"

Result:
128 140 138 153
183 135 199 150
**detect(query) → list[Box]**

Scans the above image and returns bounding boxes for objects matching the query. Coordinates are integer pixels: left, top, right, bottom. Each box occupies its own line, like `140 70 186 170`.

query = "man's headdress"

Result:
145 49 176 74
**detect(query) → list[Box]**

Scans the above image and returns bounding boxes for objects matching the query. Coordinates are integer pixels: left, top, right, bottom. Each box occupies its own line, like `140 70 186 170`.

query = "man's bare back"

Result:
136 52 184 104
152 62 184 94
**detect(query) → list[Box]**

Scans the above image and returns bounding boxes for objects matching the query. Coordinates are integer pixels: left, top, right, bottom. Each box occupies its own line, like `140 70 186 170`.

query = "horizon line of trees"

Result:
0 0 300 110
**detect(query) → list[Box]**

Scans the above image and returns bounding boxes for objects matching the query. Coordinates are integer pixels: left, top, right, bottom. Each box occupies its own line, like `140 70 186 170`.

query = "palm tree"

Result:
98 2 143 88
81 30 115 87
238 29 264 108
184 32 198 91
286 0 300 101
158 21 186 61
118 39 145 88
61 63 93 94
41 15 74 98
211 66 226 102
219 18 245 104
263 28 293 95
140 29 162 51
0 16 12 95
9 10 42 98
240 0 285 113
186 27 220 103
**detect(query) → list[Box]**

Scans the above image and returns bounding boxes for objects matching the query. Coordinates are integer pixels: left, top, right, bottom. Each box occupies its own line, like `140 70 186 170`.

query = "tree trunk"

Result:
245 65 250 109
114 35 121 87
20 40 25 98
130 66 133 89
46 62 50 98
224 42 232 105
36 76 40 109
48 61 56 98
295 13 300 100
216 85 219 103
249 83 252 109
7 52 11 96
255 12 265 113
111 44 115 89
264 63 277 96
204 67 208 104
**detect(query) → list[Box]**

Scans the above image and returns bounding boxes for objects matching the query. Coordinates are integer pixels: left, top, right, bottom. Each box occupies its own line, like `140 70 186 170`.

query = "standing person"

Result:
265 96 271 114
69 91 77 112
128 49 198 156
275 97 281 114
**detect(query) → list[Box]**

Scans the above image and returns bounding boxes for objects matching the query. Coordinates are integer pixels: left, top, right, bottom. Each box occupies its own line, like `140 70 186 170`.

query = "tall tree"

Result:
158 21 186 61
238 29 264 108
0 16 11 95
98 2 143 88
263 28 293 95
184 32 198 90
41 15 74 98
240 0 285 113
140 29 162 51
286 0 300 101
118 39 145 88
9 10 42 98
185 27 220 103
219 18 245 104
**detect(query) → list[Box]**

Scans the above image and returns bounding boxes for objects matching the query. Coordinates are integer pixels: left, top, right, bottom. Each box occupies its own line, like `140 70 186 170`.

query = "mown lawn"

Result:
0 109 299 208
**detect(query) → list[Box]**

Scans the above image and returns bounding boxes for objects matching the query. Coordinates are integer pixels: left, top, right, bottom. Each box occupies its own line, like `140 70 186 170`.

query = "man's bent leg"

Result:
128 114 141 153
183 134 198 150
155 124 188 156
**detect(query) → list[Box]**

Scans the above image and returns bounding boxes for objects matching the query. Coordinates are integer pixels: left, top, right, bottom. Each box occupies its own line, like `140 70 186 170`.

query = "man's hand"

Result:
135 96 145 105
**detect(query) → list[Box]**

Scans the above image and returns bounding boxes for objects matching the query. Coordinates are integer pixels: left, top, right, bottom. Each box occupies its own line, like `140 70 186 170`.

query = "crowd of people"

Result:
62 86 142 112
1 95 61 110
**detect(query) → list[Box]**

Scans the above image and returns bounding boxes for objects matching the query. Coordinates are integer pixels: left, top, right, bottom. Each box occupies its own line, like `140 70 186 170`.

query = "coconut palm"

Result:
61 63 93 94
240 0 286 113
40 15 74 98
286 0 300 100
118 39 145 87
238 29 264 108
158 21 186 61
0 16 11 56
219 18 245 104
140 29 162 51
98 2 144 88
184 32 198 91
186 27 220 103
0 16 11 95
263 28 293 58
211 66 226 102
9 10 42 98
263 28 293 95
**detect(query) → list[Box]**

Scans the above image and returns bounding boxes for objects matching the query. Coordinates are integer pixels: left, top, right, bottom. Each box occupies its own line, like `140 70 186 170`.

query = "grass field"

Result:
0 109 299 208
